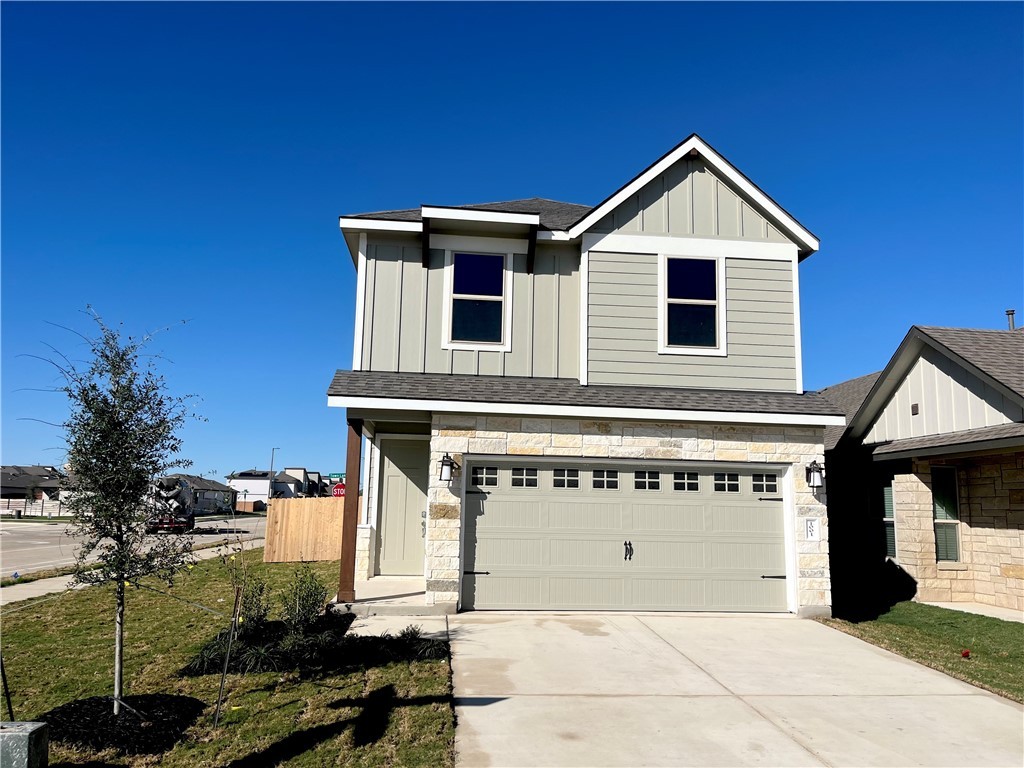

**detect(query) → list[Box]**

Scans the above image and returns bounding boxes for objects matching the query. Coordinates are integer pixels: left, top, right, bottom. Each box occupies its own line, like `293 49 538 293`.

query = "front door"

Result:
377 438 429 575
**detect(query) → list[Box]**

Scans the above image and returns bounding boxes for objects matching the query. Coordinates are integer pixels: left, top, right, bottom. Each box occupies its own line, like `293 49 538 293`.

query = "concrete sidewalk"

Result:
451 613 1024 767
0 538 265 605
924 600 1023 623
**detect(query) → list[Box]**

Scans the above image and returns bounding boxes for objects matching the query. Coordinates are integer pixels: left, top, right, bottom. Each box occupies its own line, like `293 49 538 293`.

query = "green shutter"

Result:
934 523 959 561
932 468 959 521
882 483 896 558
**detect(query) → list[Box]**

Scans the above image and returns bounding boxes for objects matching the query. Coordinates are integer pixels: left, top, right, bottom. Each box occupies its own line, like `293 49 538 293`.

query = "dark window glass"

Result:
667 258 716 301
452 299 503 343
667 304 716 347
453 253 504 296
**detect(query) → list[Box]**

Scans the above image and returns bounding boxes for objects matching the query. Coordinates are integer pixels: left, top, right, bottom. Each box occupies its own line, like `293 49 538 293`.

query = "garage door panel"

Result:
547 501 622 530
633 503 706 532
708 541 785 571
550 538 625 568
549 576 626 608
632 577 707 609
463 460 789 612
711 505 781 534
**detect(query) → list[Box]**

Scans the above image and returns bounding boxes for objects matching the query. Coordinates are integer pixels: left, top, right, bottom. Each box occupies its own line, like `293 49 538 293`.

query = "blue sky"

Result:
3 2 1021 480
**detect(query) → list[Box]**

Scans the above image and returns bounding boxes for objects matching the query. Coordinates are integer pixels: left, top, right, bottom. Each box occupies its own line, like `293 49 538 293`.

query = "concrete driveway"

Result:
450 614 1024 767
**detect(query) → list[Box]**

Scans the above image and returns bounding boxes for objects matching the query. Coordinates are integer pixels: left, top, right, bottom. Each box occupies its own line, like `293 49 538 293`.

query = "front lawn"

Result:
0 549 455 766
821 601 1024 702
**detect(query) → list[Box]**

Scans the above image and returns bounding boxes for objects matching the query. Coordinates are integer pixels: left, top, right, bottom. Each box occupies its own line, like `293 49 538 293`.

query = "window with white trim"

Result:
662 256 721 351
511 467 538 488
634 470 660 491
553 468 580 489
932 467 960 562
593 469 619 490
714 472 739 493
752 473 778 494
450 252 506 345
471 466 498 487
673 472 699 492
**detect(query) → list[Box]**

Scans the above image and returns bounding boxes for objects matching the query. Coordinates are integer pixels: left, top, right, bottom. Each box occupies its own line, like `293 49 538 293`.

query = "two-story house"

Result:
329 134 844 616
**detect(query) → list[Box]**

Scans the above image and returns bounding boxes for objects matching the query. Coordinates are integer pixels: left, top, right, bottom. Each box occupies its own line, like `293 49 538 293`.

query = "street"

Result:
0 514 266 578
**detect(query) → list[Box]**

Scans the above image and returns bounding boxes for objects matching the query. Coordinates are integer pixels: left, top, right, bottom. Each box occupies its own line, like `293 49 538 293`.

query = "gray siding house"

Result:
330 134 844 616
822 325 1023 618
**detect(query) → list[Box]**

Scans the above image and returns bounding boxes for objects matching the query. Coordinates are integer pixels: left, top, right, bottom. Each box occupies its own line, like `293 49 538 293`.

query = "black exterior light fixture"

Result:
805 460 825 489
439 453 461 483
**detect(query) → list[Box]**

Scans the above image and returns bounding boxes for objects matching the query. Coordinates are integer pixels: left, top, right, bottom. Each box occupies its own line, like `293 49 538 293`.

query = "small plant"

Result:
240 576 270 633
238 643 280 673
280 564 329 634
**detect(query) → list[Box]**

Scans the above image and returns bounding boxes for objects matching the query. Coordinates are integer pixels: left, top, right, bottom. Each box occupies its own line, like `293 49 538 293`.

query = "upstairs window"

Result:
659 256 725 356
449 252 507 346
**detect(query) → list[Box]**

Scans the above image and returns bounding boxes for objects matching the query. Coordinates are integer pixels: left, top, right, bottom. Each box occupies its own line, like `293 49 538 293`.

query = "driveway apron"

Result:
449 614 1024 768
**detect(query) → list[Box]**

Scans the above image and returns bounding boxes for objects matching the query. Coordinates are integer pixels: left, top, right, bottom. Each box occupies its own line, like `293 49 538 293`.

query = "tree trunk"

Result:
113 579 124 715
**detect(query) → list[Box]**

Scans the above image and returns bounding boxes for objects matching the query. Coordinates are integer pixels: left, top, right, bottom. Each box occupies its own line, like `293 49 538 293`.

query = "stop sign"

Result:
332 482 346 497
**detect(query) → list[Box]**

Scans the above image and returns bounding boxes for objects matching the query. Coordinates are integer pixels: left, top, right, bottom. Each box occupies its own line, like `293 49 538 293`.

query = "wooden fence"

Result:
263 497 345 563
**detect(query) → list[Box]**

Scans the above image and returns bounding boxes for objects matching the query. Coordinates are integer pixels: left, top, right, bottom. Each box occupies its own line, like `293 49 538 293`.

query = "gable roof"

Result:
831 325 1024 444
344 198 591 232
340 134 818 256
169 473 234 493
819 371 882 451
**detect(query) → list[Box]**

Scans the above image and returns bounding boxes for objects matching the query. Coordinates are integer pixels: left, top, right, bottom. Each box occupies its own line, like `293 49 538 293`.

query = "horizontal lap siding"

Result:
363 239 579 378
587 253 796 390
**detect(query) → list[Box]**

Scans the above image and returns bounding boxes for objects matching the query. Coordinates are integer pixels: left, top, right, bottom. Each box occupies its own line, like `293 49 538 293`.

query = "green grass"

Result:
0 550 455 766
821 601 1024 702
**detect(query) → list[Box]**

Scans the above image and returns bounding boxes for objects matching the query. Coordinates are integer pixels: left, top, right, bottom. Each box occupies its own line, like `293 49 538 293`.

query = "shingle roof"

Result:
871 422 1024 456
170 473 233 493
327 370 843 419
344 198 592 232
917 326 1024 397
819 371 883 451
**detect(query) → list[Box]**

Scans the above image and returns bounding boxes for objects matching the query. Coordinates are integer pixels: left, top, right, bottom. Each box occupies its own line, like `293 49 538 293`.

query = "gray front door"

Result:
462 460 787 611
377 439 429 575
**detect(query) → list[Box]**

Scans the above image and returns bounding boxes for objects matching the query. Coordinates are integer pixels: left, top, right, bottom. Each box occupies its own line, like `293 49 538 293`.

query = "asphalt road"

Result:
0 514 266 578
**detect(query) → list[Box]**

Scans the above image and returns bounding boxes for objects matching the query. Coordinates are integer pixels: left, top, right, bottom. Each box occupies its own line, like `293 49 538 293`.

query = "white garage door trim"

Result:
458 456 799 613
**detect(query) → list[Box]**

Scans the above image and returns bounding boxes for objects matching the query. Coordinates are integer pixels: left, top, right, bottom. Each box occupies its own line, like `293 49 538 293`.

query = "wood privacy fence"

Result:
263 497 345 563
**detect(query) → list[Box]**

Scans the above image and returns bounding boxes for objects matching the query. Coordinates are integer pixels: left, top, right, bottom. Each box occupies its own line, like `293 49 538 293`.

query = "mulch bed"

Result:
40 693 206 755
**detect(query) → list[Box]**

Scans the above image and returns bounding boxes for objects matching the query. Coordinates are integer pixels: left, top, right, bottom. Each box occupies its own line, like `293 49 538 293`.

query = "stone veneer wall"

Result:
895 452 1023 611
424 414 831 614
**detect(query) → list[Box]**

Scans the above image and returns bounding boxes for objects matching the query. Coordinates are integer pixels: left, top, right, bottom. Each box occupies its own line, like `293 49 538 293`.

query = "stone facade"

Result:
424 413 831 614
893 452 1024 611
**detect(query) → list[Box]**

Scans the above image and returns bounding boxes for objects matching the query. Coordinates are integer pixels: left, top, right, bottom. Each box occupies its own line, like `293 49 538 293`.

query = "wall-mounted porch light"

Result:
439 453 461 483
805 460 825 489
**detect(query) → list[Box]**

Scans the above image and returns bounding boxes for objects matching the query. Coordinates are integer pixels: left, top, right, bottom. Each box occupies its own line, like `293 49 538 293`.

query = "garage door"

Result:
462 460 788 612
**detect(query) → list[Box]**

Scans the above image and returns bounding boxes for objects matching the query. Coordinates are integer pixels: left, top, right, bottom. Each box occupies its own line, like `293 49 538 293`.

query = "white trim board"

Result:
421 206 539 226
582 233 798 261
791 257 804 394
328 394 846 427
339 217 422 233
567 135 819 254
430 234 529 253
351 232 368 371
578 249 589 385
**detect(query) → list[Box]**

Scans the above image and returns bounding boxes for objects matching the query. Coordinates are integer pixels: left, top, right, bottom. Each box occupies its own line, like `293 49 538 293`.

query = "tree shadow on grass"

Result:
225 684 449 767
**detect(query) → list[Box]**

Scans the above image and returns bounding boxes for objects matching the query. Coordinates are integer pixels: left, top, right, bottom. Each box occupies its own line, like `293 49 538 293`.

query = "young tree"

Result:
59 312 196 715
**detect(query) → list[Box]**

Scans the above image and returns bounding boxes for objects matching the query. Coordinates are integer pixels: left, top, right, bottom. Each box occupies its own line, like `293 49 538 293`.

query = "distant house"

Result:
822 325 1023 617
226 470 273 508
273 472 302 498
283 467 309 495
0 466 65 500
169 474 237 513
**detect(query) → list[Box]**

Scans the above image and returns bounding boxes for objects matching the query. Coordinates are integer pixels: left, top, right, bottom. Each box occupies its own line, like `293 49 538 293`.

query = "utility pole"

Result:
268 447 280 504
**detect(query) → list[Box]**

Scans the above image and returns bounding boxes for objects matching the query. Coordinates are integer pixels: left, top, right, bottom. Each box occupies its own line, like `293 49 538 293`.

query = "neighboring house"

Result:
283 467 310 495
273 472 302 498
226 470 273 507
329 133 844 615
822 325 1023 617
169 474 237 513
0 465 65 500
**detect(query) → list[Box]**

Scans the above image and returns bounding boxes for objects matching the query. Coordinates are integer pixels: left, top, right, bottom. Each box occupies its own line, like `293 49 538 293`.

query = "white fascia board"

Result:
567 135 819 254
327 394 846 427
421 206 540 226
339 217 423 233
582 233 798 261
537 230 574 241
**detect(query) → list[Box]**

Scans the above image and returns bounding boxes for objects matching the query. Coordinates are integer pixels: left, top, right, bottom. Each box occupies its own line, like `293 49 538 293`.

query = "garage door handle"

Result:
464 571 490 575
760 574 786 580
758 497 783 502
624 541 633 561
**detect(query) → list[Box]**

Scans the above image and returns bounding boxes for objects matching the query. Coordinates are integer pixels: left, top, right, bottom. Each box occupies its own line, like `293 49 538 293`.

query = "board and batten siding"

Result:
591 157 793 244
361 238 579 378
588 252 797 390
864 346 1023 444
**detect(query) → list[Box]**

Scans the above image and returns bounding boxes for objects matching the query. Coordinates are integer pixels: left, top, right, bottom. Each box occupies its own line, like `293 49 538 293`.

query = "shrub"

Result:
280 564 329 634
240 576 270 633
